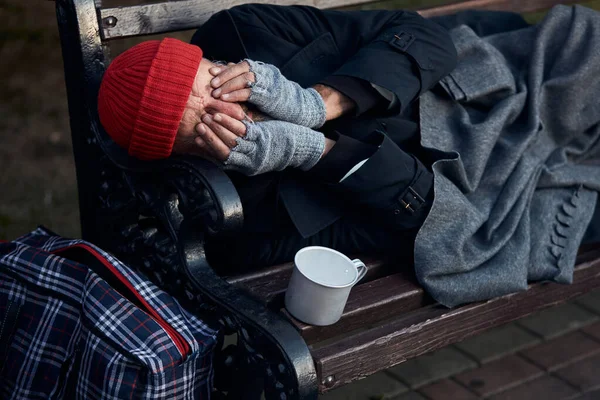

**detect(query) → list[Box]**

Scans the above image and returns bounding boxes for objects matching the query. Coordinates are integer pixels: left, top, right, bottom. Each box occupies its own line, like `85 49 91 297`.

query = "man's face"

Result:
174 59 246 155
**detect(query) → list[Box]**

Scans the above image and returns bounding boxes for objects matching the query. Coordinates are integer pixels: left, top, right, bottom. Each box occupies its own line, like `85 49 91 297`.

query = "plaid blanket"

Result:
0 227 219 399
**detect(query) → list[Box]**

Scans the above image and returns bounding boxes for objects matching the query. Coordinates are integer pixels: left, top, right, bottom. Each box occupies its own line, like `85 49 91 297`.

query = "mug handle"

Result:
352 259 367 284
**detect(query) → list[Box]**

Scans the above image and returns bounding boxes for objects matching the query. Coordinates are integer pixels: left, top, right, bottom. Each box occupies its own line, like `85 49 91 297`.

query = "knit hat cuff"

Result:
129 38 203 160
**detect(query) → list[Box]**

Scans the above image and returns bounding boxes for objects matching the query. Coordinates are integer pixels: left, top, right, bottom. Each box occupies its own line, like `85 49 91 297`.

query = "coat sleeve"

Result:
310 131 434 232
213 4 443 229
308 131 433 232
224 4 457 114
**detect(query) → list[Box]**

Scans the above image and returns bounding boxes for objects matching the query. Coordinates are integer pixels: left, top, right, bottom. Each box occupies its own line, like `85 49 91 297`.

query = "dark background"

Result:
1 0 600 240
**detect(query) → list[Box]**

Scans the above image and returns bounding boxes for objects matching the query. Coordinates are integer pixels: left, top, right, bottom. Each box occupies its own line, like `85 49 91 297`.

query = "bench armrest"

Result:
104 156 318 400
157 155 243 235
99 152 242 240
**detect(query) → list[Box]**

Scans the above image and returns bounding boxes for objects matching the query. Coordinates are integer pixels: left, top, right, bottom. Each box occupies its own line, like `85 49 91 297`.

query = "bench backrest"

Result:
98 0 575 40
54 0 578 242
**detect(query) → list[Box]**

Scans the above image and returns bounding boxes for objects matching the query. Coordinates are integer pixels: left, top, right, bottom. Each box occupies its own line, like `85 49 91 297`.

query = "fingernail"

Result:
203 115 212 123
196 124 205 134
210 67 221 75
213 89 221 97
222 93 229 100
214 114 222 122
211 78 220 86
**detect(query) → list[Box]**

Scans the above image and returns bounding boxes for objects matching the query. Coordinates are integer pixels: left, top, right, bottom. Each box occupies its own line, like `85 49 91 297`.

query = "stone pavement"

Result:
322 289 600 399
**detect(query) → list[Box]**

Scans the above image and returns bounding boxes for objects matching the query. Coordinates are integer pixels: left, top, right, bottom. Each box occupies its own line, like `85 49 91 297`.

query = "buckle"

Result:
399 186 425 214
390 31 415 52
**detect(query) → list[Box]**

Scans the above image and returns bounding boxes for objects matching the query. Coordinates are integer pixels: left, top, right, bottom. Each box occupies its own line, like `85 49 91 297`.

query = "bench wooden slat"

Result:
230 245 600 338
227 256 391 304
99 0 388 40
290 272 430 343
419 0 580 18
98 0 582 40
311 253 600 392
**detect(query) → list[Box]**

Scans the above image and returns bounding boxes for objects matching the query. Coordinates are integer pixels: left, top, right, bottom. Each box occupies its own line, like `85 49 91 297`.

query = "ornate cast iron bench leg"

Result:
108 167 319 399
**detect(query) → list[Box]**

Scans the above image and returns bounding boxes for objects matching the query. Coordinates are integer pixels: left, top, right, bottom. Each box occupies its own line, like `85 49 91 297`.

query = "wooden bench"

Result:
53 0 600 398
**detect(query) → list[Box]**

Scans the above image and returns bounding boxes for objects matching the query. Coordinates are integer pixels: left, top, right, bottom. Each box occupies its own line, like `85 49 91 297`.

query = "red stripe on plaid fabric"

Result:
51 244 190 358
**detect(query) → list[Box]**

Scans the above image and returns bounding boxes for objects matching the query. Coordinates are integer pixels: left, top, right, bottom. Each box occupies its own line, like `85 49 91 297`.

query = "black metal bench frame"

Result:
54 0 600 398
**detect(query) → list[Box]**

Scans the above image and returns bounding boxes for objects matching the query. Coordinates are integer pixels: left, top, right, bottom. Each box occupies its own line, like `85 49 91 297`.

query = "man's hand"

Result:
209 60 326 129
210 62 255 102
195 117 336 161
192 114 335 175
210 60 356 125
184 113 247 161
175 58 249 158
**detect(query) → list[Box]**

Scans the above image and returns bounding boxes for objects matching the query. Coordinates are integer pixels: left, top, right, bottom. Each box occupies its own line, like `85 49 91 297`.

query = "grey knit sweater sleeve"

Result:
223 120 325 176
246 59 327 129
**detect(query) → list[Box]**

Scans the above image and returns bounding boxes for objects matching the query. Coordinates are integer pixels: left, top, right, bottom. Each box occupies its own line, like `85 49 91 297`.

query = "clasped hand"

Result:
195 60 326 161
191 60 327 176
191 61 255 162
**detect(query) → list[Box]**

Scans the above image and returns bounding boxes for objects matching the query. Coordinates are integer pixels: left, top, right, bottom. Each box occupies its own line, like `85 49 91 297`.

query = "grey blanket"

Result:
416 5 600 307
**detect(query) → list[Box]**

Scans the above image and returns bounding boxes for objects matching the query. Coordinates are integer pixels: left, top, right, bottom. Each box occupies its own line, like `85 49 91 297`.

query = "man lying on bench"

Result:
97 4 600 307
98 4 458 272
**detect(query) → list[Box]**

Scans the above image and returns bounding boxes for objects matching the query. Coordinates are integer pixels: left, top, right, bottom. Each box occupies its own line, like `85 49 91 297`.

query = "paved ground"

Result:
322 290 600 399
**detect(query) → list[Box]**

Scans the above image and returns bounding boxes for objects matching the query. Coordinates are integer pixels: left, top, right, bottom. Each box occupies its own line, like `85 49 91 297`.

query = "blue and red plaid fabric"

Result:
0 227 219 399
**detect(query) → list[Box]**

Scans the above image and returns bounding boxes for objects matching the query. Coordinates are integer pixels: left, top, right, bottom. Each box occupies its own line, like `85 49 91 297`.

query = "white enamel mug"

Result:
284 246 367 326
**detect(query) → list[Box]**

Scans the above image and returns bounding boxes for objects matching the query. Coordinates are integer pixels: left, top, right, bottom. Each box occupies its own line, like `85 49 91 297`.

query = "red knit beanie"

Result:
98 38 203 160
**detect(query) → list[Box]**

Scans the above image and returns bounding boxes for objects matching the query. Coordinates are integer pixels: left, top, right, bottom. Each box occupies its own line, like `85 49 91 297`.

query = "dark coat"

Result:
191 5 458 237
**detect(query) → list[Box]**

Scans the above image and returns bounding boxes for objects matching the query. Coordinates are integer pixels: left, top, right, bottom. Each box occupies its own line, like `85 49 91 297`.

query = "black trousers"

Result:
205 214 417 275
205 170 418 274
204 153 423 275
